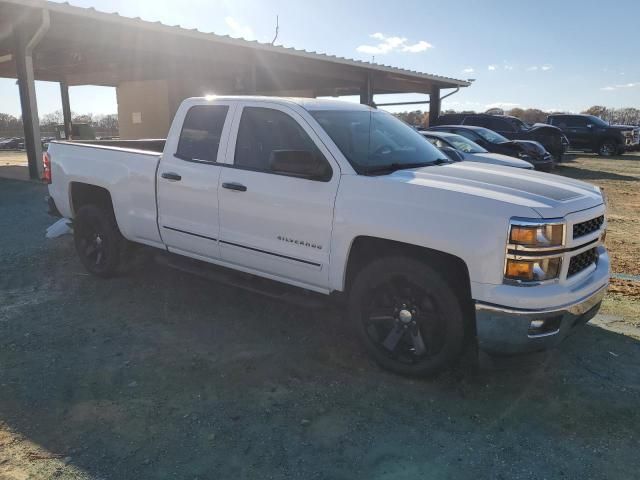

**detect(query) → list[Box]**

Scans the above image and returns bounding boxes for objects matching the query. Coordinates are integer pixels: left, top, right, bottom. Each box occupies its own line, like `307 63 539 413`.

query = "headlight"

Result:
505 257 562 282
509 223 564 248
505 219 566 284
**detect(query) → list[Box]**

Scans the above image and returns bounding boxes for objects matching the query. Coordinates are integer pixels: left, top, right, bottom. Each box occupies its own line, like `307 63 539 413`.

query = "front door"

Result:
217 103 340 291
157 102 235 260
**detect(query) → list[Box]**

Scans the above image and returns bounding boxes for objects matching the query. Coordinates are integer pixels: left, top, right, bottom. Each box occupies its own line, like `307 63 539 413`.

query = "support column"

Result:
428 87 441 127
359 74 373 106
60 81 72 140
14 28 43 180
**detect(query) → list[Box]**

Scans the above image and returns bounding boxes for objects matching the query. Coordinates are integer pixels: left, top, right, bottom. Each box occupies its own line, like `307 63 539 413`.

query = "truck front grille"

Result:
573 215 604 239
568 248 598 277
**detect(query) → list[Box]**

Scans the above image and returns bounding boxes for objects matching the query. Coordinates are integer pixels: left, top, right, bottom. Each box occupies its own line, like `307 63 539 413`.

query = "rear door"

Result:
157 101 235 260
217 102 340 291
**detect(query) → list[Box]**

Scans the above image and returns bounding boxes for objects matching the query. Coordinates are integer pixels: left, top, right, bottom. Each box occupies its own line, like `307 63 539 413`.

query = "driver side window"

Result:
234 107 330 179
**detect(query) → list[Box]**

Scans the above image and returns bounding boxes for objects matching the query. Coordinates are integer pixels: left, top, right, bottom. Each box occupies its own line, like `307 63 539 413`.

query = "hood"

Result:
465 152 534 169
609 124 638 131
530 122 563 133
387 162 603 218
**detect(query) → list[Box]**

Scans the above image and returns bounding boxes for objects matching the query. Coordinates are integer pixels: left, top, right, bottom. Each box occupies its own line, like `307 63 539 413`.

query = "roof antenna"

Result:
271 15 279 45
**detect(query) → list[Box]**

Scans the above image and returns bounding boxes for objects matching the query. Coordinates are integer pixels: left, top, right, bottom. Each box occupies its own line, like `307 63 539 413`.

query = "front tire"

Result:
348 256 466 377
598 140 617 157
73 204 127 278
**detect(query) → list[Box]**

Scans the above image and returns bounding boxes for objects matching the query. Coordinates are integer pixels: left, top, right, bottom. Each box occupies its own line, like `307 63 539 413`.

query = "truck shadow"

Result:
554 163 638 181
2 251 639 479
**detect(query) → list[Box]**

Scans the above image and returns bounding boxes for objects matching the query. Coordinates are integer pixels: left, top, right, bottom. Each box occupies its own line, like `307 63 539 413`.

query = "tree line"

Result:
0 110 119 137
394 106 640 128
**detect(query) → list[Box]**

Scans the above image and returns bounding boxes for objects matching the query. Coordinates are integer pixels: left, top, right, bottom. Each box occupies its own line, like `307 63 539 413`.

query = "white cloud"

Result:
541 64 553 71
526 66 538 71
402 40 432 53
225 16 254 40
488 65 496 71
485 102 520 110
462 67 474 73
504 65 514 71
601 81 639 91
357 33 433 55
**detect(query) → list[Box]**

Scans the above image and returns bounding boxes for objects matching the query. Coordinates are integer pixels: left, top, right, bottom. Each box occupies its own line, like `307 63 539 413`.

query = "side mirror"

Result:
439 146 464 162
269 149 331 181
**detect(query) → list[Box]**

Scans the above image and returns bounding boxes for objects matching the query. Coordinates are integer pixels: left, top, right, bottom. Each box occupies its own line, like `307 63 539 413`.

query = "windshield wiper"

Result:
363 160 450 176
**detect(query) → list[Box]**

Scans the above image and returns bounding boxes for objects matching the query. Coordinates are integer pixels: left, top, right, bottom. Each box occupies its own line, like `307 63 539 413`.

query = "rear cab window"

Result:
176 105 229 162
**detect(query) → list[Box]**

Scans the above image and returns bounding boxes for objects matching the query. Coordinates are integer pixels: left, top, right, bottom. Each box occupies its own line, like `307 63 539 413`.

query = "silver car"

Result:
420 131 534 169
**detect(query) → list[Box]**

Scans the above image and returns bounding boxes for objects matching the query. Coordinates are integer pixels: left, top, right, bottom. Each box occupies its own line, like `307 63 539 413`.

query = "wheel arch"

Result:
343 235 477 342
69 182 115 218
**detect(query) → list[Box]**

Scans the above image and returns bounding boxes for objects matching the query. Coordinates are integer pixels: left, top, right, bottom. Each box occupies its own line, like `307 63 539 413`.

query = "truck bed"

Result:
47 140 164 248
69 139 166 153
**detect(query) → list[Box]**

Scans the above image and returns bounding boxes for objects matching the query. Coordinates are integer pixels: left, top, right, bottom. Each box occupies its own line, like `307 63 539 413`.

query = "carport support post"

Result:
428 87 441 127
359 74 373 106
14 28 43 180
60 81 73 140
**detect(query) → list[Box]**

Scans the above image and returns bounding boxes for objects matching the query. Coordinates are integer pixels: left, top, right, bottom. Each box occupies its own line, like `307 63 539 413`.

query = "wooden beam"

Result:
14 24 43 180
60 81 72 139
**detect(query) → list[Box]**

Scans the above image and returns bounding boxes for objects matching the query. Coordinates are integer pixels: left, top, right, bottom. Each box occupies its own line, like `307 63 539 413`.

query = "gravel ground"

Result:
1 173 639 480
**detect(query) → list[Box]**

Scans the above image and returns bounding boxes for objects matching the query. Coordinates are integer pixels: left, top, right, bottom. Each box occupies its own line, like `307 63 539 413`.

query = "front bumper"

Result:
475 284 607 354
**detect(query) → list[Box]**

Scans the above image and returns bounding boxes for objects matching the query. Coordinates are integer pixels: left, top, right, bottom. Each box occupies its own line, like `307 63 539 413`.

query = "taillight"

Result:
42 151 51 184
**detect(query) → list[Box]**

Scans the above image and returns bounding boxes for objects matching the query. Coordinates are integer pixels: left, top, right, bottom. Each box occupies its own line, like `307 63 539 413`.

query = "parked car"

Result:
428 125 554 171
0 137 25 150
45 97 608 377
546 114 640 156
420 131 534 169
432 113 569 162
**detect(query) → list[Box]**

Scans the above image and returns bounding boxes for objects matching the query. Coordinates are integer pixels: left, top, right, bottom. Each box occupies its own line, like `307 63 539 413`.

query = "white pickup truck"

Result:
45 96 609 376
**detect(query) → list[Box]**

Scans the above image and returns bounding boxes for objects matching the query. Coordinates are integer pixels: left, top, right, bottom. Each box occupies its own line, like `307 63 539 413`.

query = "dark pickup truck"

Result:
433 113 569 162
547 114 640 156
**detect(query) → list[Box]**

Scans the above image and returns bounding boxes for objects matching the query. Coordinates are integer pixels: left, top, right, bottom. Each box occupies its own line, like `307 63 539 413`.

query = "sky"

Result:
1 0 639 117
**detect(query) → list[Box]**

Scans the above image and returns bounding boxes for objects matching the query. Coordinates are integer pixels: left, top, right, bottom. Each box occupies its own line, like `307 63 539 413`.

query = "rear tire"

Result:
73 204 127 278
347 256 466 377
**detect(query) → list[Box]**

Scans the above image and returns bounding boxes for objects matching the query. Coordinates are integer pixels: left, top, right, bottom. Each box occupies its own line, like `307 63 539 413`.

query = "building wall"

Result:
116 80 171 139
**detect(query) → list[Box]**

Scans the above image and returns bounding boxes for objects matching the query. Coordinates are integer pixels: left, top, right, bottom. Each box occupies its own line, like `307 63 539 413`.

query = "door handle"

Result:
222 182 247 192
161 172 182 181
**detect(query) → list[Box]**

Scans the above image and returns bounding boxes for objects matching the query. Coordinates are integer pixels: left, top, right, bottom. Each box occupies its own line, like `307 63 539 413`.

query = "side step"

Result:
154 252 329 309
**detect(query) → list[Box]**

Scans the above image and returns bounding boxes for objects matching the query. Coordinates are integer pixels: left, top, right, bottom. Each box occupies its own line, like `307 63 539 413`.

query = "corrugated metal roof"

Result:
6 0 470 88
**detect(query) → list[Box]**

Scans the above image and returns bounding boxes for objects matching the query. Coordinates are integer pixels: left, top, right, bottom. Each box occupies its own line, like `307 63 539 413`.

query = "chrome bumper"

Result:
475 284 607 354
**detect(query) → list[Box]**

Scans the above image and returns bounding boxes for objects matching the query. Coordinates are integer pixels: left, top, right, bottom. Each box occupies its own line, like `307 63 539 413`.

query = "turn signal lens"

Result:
505 260 534 281
510 226 537 245
505 257 562 282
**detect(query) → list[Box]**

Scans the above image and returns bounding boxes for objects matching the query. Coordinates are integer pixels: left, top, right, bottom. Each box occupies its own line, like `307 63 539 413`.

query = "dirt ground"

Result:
555 153 640 298
1 155 639 479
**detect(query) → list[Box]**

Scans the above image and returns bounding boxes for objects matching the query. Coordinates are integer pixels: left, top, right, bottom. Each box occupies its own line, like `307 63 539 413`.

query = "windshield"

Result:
472 127 510 144
310 110 448 174
587 115 609 127
445 134 487 153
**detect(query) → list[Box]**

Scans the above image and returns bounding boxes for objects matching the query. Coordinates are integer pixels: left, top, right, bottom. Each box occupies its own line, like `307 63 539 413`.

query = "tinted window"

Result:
488 117 516 132
176 105 229 162
463 116 491 128
235 107 328 176
455 129 481 142
566 116 588 128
